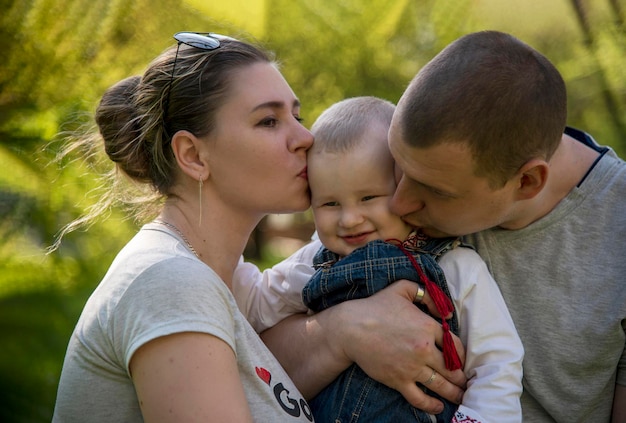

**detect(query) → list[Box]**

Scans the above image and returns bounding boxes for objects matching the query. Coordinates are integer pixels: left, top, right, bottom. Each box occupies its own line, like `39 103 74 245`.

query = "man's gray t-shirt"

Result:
466 134 626 422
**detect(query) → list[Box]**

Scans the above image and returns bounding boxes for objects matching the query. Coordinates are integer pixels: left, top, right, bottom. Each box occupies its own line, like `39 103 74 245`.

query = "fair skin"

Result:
130 62 313 422
308 122 412 256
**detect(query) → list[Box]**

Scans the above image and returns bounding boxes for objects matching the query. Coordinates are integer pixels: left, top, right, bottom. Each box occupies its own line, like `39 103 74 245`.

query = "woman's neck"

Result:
159 199 261 288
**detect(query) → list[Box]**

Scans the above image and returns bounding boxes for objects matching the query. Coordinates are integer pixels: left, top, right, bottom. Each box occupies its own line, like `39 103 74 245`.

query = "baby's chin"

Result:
335 239 374 257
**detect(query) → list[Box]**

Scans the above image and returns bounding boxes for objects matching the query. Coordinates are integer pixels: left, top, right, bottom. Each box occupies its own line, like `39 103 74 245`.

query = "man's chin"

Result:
402 218 457 238
418 227 455 239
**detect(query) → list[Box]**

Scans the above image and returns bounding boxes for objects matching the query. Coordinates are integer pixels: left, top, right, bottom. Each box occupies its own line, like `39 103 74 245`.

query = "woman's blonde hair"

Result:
50 35 273 251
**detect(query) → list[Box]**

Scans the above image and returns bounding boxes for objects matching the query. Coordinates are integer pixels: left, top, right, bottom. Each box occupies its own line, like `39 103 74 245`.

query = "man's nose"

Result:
390 179 424 217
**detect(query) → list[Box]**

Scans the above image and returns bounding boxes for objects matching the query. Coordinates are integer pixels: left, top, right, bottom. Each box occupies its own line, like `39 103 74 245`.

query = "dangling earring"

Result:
198 177 203 227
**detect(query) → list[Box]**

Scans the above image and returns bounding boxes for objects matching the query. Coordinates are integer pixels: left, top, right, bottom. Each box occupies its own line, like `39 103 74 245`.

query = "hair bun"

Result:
96 76 150 181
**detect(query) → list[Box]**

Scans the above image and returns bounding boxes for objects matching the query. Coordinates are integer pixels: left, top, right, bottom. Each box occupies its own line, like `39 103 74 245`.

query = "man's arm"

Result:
261 279 466 415
613 384 626 423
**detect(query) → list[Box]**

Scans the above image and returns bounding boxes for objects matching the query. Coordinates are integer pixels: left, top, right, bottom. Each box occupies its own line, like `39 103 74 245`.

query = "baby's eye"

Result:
322 201 339 207
361 195 378 201
294 115 304 123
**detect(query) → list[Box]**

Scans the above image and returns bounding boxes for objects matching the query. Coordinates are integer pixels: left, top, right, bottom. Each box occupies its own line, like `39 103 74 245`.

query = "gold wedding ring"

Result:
413 284 425 303
423 369 437 386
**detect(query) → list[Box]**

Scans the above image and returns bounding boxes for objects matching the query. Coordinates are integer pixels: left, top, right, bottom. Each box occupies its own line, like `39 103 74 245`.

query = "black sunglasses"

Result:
164 32 233 122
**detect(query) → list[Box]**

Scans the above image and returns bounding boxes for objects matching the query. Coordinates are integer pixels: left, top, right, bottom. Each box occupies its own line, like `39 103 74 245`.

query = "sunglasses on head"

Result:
164 32 234 121
173 31 232 49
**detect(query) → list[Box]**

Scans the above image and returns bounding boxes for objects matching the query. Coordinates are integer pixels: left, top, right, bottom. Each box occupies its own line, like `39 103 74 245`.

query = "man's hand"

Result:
262 279 466 414
331 279 466 414
417 282 453 320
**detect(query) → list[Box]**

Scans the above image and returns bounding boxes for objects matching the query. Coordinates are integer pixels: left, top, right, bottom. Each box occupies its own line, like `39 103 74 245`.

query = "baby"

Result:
303 96 523 423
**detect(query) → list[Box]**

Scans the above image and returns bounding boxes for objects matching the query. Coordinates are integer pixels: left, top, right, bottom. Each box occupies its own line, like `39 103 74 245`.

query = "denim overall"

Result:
303 235 460 423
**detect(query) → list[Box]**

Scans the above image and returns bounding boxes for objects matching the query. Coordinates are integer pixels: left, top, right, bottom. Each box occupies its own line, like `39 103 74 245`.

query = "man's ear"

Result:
514 158 549 200
170 130 209 181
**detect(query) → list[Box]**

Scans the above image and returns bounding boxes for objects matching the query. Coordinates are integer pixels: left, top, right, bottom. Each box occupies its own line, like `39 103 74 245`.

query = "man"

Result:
386 30 626 422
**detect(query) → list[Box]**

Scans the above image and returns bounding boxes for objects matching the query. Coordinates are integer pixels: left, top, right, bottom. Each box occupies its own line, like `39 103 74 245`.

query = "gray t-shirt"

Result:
53 224 313 422
466 137 626 422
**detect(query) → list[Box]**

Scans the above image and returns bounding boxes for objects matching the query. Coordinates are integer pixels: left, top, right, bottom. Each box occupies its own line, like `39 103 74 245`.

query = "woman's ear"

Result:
170 130 209 181
514 158 549 200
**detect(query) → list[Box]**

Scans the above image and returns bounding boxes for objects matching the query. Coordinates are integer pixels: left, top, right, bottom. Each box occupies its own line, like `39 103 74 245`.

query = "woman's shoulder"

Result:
99 226 226 309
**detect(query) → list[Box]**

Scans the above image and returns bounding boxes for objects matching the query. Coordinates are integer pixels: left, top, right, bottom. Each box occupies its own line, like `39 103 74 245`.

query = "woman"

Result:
52 32 314 422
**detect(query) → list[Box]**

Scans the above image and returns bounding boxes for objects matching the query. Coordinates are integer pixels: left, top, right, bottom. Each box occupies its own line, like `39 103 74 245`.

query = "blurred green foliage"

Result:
0 0 624 420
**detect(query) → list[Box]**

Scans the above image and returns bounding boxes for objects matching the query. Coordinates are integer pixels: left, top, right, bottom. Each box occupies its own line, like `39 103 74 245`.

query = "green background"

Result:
1 0 624 420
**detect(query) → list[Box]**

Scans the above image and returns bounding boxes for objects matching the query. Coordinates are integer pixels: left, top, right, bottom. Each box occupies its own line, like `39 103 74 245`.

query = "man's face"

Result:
388 122 518 237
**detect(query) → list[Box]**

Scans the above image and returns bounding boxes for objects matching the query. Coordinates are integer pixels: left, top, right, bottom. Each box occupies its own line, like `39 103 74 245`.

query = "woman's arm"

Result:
130 332 253 423
261 279 467 415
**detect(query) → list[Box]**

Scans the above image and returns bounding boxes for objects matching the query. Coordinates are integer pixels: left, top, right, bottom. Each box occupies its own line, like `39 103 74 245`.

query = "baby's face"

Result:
308 127 412 256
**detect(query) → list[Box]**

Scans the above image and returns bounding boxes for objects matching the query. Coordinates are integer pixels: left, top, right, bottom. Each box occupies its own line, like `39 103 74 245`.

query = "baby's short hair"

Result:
311 96 395 154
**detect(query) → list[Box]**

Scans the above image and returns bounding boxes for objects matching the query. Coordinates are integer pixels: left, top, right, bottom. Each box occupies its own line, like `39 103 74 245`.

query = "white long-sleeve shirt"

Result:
233 239 523 423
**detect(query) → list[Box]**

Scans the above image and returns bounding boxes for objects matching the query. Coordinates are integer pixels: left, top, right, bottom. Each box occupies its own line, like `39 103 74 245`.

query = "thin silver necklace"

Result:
153 219 199 258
